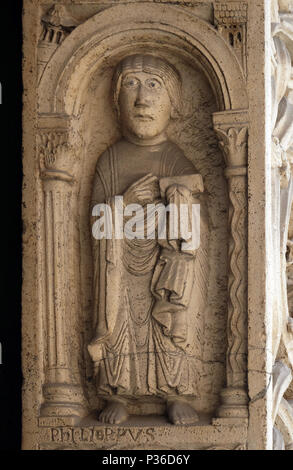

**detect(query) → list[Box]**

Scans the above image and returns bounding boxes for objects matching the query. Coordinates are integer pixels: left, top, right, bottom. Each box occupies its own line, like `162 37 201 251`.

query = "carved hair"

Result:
113 54 182 118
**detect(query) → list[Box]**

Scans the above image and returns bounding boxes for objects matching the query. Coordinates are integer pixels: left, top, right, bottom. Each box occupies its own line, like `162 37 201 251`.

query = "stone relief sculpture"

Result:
23 0 265 450
87 54 209 425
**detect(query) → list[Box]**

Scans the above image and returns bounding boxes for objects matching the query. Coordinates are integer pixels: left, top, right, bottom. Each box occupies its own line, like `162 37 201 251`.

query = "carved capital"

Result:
38 131 72 182
213 110 248 171
38 114 82 184
215 126 248 170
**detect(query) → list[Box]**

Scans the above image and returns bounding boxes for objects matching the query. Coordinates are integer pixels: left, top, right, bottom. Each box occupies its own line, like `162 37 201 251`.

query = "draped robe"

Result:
88 138 209 398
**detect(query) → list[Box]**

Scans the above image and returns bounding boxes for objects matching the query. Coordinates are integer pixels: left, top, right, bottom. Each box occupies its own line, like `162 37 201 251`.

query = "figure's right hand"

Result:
123 174 160 206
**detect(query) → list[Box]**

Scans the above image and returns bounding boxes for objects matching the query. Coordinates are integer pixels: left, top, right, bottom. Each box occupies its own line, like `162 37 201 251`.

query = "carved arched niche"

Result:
37 4 248 421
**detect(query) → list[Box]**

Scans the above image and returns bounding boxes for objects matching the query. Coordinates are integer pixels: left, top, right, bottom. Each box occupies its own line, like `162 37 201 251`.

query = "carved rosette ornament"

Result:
37 114 84 421
213 111 249 420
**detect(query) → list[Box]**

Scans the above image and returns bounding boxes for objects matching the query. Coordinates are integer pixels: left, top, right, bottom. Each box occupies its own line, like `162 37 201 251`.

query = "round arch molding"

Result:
38 3 248 115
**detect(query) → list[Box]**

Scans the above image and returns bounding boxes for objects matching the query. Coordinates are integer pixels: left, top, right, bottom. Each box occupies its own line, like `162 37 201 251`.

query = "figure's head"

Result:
113 54 182 141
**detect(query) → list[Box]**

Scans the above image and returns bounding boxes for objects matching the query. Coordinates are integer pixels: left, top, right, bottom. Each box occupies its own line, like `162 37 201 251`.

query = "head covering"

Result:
113 54 182 116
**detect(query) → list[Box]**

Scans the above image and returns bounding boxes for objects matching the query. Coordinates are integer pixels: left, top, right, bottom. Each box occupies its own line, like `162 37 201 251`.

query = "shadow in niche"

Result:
0 1 23 450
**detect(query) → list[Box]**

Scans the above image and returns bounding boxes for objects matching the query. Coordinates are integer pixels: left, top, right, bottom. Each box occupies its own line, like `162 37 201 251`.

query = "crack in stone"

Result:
250 374 272 404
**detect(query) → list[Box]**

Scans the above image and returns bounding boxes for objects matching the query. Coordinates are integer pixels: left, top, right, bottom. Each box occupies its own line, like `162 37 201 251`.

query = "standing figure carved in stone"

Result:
88 54 209 425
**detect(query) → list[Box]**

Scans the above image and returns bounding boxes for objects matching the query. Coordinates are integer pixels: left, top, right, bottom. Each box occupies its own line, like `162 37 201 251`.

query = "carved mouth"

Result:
134 114 154 121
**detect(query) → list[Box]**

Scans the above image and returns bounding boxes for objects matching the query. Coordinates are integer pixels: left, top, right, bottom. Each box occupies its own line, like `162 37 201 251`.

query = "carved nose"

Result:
135 100 148 108
135 85 149 107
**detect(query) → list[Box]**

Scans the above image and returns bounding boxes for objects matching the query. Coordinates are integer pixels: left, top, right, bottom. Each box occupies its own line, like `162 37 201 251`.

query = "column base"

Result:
214 387 249 421
40 383 86 418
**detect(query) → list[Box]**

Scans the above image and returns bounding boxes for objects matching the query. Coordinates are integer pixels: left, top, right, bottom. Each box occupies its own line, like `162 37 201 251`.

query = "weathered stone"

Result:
22 0 293 450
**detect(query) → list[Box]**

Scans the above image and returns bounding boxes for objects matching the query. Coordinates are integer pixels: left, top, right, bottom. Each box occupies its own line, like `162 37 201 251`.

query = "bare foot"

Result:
99 399 128 424
167 399 199 425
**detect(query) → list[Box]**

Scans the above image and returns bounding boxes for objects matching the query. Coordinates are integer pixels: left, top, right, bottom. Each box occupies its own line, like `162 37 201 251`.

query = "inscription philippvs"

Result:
49 426 155 444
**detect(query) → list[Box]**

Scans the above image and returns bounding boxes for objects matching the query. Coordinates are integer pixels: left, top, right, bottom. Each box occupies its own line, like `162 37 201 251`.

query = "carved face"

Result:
118 71 172 141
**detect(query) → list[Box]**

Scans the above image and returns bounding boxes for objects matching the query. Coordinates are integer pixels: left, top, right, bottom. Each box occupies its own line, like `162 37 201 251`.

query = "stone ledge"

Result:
38 414 248 450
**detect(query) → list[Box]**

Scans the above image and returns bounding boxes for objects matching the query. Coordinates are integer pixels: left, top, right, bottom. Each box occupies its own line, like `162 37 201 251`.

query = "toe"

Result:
116 410 128 424
108 415 115 424
99 412 105 423
173 412 182 425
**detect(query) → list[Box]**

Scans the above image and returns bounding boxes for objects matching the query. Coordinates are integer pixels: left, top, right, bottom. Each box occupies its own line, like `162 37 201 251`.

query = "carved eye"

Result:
145 78 162 90
123 77 139 88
